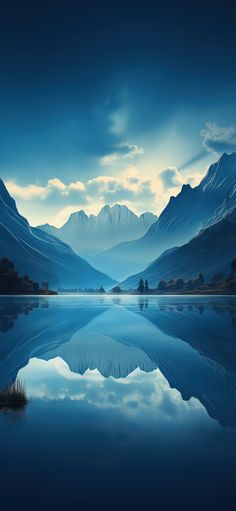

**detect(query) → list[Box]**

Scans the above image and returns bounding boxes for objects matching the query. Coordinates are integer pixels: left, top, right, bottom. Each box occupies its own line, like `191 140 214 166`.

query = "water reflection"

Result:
19 359 201 422
0 296 236 427
0 299 42 332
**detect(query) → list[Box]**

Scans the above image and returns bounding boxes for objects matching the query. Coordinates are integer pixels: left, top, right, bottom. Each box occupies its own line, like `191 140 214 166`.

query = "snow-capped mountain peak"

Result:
38 203 157 256
90 152 236 281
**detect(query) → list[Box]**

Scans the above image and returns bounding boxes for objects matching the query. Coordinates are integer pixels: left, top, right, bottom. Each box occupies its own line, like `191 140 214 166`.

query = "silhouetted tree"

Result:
112 285 121 294
193 277 200 288
228 279 236 292
174 278 185 290
198 273 205 285
158 280 167 291
99 286 105 294
1 257 14 271
211 272 224 285
137 277 144 293
187 279 193 290
231 258 236 274
144 279 149 293
0 258 53 295
32 282 40 293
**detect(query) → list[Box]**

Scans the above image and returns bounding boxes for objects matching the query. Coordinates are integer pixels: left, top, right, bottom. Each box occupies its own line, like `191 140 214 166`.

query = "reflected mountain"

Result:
0 296 236 427
132 298 236 378
0 297 110 387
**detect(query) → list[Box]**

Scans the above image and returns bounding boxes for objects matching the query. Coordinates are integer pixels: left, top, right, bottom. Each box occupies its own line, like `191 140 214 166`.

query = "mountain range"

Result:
0 179 114 289
38 205 157 256
91 152 236 282
120 152 236 288
1 152 236 290
121 205 236 288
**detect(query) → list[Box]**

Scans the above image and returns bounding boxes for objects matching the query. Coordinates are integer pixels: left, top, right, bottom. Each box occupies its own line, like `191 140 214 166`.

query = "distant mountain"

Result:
121 205 236 289
0 179 115 289
38 204 157 256
94 153 236 281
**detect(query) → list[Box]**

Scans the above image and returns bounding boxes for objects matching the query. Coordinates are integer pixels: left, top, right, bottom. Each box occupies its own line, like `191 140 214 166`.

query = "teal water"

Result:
0 295 236 510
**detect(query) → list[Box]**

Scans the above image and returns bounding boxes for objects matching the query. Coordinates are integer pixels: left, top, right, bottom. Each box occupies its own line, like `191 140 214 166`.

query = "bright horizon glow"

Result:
5 158 206 226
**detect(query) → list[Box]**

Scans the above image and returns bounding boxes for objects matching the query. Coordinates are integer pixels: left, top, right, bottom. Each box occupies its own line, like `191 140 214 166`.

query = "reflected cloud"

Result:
19 358 202 422
0 296 236 427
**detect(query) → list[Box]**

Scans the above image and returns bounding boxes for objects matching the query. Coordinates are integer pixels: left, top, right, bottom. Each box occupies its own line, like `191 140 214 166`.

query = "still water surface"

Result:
0 295 236 510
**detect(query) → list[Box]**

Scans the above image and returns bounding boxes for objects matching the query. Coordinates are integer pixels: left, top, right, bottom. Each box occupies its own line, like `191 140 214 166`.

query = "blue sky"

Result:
1 0 236 225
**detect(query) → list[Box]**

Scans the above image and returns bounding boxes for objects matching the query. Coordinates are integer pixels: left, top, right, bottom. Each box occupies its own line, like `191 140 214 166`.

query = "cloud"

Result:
6 178 85 201
5 166 157 226
158 166 203 193
6 160 204 227
159 167 182 190
100 143 144 166
6 166 152 206
87 167 154 204
108 106 128 135
67 181 85 192
100 154 120 166
179 122 236 171
5 182 48 200
118 144 144 158
201 122 236 154
19 357 202 422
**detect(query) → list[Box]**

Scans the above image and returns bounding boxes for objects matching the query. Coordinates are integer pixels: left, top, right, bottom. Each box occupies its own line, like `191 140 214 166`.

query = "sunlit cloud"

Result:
5 182 48 200
100 143 144 166
6 178 85 201
5 161 203 227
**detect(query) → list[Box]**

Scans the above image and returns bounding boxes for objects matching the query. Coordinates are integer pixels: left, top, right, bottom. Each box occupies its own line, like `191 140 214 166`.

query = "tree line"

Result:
112 258 236 294
135 258 236 294
0 257 55 295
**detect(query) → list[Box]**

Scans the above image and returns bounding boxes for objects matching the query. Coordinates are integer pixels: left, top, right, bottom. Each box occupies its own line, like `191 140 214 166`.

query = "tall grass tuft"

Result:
0 380 27 410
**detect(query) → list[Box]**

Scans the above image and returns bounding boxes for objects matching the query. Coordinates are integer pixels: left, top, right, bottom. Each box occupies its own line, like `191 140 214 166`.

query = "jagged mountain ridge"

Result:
38 204 157 256
121 205 236 289
93 153 236 281
0 179 115 289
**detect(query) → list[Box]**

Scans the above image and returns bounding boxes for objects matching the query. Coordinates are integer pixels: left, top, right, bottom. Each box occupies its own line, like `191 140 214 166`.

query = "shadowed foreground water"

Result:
0 295 236 510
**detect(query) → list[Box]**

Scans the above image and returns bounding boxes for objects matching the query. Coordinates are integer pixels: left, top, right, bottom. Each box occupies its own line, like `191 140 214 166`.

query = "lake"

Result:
0 295 236 510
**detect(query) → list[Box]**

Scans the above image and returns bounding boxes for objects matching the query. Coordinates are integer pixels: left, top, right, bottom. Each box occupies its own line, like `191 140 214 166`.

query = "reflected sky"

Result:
1 295 236 509
19 360 203 420
0 295 236 427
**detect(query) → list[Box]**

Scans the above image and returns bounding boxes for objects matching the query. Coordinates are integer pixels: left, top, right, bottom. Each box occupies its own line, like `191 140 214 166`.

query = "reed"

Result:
0 380 27 410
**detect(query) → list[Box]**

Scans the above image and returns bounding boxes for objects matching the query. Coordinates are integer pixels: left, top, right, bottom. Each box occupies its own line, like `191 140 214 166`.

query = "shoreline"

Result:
0 290 57 296
0 291 235 297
